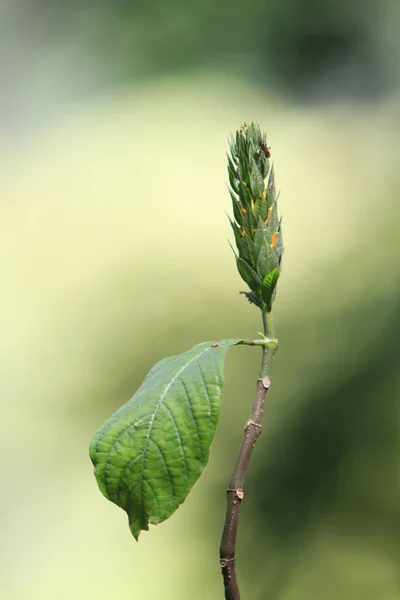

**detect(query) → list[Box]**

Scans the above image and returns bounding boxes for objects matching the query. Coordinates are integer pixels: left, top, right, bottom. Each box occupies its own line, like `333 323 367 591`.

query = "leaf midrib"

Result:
137 345 213 514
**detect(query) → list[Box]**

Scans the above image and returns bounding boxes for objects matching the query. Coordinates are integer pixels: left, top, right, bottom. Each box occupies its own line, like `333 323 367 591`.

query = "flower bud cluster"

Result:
228 122 283 311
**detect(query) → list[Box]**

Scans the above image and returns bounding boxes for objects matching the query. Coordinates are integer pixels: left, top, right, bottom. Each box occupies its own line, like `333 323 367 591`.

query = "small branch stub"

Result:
245 419 262 432
220 557 236 569
226 488 244 500
262 376 271 389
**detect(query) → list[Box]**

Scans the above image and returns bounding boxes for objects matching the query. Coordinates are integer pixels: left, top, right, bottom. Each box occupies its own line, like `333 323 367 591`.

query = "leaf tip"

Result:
129 517 147 541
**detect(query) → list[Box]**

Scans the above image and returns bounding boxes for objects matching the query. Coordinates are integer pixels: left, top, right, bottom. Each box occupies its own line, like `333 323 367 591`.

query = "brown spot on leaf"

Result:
271 232 279 248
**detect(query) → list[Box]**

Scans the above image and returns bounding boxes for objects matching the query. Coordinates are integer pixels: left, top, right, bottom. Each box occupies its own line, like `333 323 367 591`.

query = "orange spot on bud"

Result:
210 343 219 348
241 206 247 216
240 229 245 236
265 207 272 226
270 232 279 248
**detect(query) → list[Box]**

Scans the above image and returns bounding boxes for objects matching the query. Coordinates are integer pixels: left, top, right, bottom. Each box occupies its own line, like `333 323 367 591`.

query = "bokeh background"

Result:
1 1 399 599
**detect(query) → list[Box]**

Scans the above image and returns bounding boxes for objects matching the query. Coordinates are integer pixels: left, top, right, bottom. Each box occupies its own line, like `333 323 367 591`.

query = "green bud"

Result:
228 122 283 312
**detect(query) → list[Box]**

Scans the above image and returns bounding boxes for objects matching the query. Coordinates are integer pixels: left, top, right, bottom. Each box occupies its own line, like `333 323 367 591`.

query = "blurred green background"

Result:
1 1 399 599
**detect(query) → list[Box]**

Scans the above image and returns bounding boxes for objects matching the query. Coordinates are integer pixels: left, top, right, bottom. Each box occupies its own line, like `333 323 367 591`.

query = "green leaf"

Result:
253 196 267 223
261 267 280 311
240 290 262 308
90 339 240 540
256 242 278 279
229 217 243 251
260 155 269 179
249 158 264 199
227 153 236 174
238 180 251 210
236 257 261 290
228 164 239 194
238 153 250 186
242 204 256 237
241 233 257 265
230 192 243 226
254 217 268 253
266 200 279 232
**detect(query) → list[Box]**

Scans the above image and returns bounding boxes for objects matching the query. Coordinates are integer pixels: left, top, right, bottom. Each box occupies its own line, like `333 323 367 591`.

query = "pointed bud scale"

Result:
228 122 283 312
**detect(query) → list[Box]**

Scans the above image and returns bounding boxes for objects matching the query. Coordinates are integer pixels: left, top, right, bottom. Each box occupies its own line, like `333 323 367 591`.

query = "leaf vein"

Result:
148 438 175 507
196 359 212 416
137 346 212 518
177 375 202 454
162 402 190 482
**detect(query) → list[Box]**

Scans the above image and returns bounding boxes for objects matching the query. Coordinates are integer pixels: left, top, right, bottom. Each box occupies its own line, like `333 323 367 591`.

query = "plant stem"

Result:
219 311 277 600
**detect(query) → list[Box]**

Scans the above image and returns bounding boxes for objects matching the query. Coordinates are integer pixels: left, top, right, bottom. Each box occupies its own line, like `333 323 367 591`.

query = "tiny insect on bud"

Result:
259 139 271 158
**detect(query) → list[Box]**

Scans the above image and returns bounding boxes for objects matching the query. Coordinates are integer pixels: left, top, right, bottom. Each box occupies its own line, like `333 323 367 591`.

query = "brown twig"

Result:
219 313 277 600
